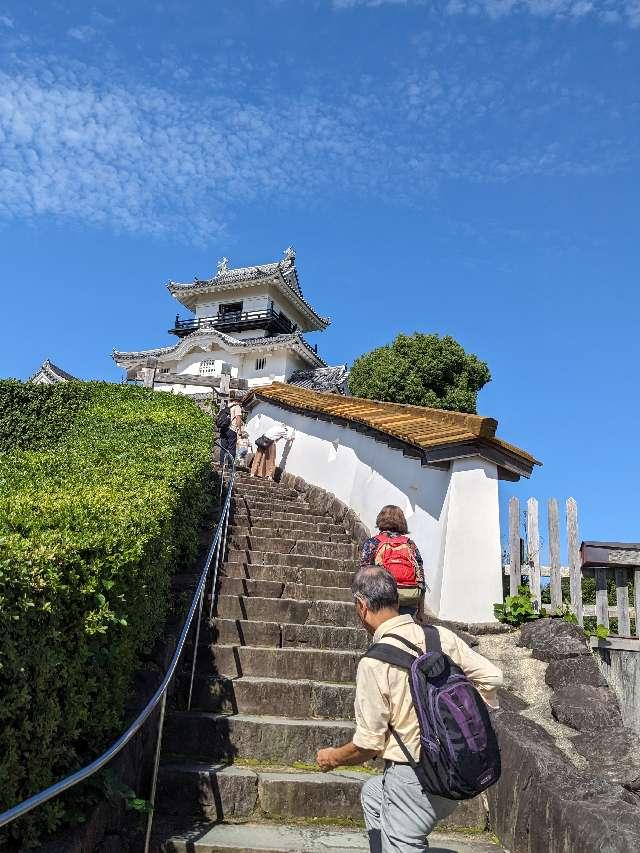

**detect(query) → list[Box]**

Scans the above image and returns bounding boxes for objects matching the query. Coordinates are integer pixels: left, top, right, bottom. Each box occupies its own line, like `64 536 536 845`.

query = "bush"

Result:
349 333 491 413
0 382 214 847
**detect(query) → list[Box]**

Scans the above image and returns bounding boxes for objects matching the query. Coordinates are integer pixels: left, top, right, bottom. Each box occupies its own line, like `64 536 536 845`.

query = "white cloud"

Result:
0 54 632 243
333 0 640 26
67 25 97 42
0 14 14 28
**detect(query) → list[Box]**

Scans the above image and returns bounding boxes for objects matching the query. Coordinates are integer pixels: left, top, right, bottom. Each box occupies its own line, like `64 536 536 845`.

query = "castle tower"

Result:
113 248 346 397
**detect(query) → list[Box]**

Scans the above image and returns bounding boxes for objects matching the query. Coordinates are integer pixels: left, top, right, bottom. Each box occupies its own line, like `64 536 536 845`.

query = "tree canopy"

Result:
348 333 491 414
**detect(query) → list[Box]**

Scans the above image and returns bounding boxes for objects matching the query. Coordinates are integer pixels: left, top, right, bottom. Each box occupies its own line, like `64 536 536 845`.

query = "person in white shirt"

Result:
250 424 293 479
316 566 503 853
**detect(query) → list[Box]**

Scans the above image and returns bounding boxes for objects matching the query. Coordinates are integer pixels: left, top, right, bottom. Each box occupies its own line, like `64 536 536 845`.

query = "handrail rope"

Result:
0 441 236 831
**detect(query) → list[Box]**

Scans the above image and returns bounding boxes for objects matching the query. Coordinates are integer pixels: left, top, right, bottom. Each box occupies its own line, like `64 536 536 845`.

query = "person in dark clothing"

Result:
217 400 242 468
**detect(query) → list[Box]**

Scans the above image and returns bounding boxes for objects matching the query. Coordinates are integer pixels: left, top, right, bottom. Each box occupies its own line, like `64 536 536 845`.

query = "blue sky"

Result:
1 0 639 553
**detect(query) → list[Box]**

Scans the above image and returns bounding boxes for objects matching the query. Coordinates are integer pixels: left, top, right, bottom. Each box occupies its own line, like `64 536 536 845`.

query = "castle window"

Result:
200 359 217 376
218 301 243 319
255 357 266 371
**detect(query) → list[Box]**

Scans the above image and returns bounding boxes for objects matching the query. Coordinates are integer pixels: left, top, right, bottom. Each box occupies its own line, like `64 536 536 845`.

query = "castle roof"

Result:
288 365 349 394
246 382 541 480
28 359 78 384
167 250 330 332
113 329 327 369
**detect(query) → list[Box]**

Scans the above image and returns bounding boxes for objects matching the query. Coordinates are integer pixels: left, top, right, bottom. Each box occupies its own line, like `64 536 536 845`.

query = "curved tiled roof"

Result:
28 359 78 383
113 330 326 368
288 365 350 394
166 256 329 331
248 382 540 477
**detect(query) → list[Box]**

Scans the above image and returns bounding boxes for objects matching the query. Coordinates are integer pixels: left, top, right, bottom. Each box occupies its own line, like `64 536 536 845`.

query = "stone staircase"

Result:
153 474 500 852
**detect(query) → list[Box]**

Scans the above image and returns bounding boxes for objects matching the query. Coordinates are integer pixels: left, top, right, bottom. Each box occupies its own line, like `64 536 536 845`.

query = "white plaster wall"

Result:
194 289 270 319
177 350 241 378
246 401 502 623
438 459 503 623
190 285 306 328
239 351 289 384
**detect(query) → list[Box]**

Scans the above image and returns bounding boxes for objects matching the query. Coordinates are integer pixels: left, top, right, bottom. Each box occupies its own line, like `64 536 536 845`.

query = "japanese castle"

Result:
112 248 348 397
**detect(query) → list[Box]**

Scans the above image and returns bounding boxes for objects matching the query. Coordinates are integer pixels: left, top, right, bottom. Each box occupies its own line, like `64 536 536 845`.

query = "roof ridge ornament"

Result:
216 257 229 276
283 246 296 264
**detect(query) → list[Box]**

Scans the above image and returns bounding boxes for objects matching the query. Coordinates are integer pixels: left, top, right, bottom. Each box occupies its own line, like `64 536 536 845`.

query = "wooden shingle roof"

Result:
249 382 540 479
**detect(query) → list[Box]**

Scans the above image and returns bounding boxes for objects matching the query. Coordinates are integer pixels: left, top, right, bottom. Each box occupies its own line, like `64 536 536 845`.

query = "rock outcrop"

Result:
482 619 640 853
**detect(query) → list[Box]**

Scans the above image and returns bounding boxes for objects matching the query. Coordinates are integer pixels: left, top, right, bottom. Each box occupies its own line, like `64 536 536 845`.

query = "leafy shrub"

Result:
349 333 491 413
495 584 546 626
0 382 214 847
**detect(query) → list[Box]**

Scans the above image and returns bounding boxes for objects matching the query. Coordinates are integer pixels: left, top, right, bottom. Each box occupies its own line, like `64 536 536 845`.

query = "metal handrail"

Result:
0 442 236 853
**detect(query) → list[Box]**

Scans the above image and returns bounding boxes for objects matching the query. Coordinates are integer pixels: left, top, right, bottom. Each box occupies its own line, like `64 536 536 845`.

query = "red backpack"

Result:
374 534 417 587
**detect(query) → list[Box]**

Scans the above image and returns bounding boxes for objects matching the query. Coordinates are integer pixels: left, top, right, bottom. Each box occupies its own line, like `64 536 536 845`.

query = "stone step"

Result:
157 762 367 822
230 518 347 536
159 823 499 852
229 535 357 557
215 595 358 628
164 712 355 765
201 645 359 683
221 563 355 589
231 498 312 515
231 509 334 525
190 674 356 719
205 617 367 651
230 525 351 543
216 578 352 603
225 550 356 573
234 485 300 500
159 821 369 852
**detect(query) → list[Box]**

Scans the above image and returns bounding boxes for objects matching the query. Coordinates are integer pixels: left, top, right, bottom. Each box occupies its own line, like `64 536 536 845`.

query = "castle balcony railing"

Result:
169 307 296 338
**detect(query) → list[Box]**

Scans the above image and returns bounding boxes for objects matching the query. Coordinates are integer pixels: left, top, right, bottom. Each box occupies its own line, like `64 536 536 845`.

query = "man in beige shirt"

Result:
316 566 503 853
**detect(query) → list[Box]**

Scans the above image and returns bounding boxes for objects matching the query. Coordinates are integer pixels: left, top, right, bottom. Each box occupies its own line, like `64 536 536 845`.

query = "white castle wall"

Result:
246 400 503 624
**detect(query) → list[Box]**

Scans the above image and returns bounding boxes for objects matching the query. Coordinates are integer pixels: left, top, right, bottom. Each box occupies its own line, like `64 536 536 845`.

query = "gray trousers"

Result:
361 764 457 852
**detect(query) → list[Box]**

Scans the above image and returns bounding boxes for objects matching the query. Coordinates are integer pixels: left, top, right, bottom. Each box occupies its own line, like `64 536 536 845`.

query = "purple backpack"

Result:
364 625 501 800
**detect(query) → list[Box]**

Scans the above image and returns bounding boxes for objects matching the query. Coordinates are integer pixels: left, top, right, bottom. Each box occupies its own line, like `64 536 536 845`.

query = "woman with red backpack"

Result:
360 505 426 621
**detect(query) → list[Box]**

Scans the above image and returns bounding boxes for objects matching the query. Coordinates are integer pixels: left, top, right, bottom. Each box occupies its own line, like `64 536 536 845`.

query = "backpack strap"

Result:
422 624 443 655
363 642 415 671
383 633 423 656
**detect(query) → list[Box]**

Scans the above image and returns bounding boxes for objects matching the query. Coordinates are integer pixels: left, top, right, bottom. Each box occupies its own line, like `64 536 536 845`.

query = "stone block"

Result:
215 594 310 624
330 497 349 524
550 684 622 731
518 618 590 661
164 712 356 765
487 710 640 853
438 795 487 832
199 675 356 720
308 598 359 627
206 618 282 648
283 582 352 603
157 761 257 820
281 621 368 652
353 522 370 548
208 645 359 683
545 655 606 691
572 726 640 788
258 771 364 820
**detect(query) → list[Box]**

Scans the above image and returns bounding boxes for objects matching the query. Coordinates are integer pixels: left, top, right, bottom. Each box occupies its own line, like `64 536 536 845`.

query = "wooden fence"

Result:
505 497 638 638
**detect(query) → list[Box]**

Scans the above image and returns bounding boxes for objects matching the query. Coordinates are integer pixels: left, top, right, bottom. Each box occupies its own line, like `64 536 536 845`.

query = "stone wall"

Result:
487 619 640 853
593 647 640 736
280 471 371 551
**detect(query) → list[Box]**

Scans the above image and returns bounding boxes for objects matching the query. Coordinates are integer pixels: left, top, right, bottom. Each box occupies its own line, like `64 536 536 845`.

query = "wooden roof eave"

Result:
247 389 536 480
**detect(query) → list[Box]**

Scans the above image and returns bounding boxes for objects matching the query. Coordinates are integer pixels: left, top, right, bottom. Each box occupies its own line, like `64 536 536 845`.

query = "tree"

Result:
348 333 491 414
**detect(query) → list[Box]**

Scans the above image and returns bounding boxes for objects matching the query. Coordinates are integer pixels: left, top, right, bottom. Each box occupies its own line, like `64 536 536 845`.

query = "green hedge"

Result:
0 382 214 847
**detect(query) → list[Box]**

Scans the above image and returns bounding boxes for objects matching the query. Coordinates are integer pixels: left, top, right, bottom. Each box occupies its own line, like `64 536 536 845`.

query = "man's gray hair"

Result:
351 566 399 612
